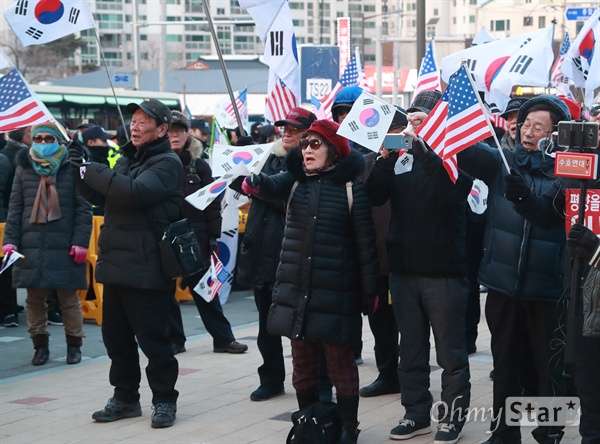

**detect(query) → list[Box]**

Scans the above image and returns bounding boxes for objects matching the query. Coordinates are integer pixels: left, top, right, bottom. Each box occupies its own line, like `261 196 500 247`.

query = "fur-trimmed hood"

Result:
285 146 365 184
271 138 287 158
185 135 203 159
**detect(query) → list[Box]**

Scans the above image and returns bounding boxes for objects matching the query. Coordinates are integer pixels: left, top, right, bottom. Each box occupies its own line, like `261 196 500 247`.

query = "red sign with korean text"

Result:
565 189 600 235
554 152 598 180
337 18 350 77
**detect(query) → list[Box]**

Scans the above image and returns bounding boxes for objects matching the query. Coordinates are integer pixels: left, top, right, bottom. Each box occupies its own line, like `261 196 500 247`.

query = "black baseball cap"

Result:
500 98 529 119
191 118 212 135
126 99 172 127
82 125 109 144
171 111 190 131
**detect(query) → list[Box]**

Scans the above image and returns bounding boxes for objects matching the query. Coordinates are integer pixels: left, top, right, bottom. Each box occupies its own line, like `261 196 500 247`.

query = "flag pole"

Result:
93 29 130 142
202 0 247 137
547 19 557 91
462 60 511 174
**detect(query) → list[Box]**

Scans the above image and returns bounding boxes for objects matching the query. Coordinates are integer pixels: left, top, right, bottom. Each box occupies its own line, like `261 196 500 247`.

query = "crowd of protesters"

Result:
1 89 599 444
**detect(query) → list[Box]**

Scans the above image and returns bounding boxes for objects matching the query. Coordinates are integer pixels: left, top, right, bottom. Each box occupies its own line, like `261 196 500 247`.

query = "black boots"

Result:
31 334 49 366
66 335 82 365
337 394 360 444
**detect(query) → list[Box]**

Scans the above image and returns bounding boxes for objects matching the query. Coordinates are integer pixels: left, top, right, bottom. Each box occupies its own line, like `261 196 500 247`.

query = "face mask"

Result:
31 142 61 158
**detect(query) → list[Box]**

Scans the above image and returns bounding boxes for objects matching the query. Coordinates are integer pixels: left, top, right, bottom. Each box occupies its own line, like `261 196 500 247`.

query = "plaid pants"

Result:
291 339 358 396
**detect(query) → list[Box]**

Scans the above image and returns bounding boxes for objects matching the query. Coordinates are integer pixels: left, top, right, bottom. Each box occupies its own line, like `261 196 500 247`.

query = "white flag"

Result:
336 91 397 153
3 0 96 47
210 142 272 178
0 251 24 275
0 47 13 69
471 27 496 46
485 27 554 112
185 162 249 211
562 8 600 107
441 28 549 95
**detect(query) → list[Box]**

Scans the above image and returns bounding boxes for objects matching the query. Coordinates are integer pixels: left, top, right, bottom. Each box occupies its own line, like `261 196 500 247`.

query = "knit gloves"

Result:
567 223 600 267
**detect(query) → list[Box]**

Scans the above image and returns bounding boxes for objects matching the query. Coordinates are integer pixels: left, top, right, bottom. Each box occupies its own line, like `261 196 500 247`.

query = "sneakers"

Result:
250 385 285 401
213 340 248 354
390 418 432 440
92 397 142 422
434 423 462 444
151 402 177 428
3 313 19 327
47 310 63 326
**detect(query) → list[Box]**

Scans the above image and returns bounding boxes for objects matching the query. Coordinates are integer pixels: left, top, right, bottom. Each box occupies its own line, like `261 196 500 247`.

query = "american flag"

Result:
310 95 328 120
485 106 507 131
193 253 232 302
415 65 493 183
318 52 362 119
414 39 441 97
225 89 248 128
266 73 297 123
0 66 54 132
551 32 571 96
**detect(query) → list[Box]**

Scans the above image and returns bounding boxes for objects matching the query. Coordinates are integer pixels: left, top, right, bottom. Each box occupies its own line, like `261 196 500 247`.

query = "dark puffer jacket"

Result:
73 136 183 291
4 149 92 289
262 148 378 347
234 139 288 288
457 94 571 301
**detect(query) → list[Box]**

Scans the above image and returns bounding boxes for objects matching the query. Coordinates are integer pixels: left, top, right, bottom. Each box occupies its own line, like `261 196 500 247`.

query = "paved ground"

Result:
0 291 582 443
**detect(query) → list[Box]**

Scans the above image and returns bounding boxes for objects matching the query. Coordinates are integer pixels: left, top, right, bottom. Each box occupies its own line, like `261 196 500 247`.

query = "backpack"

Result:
286 401 342 444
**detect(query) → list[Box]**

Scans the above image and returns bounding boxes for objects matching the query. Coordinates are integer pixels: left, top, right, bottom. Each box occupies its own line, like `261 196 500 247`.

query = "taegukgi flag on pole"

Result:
415 64 494 183
193 253 232 303
185 162 250 211
210 142 272 178
0 67 55 132
561 8 600 107
3 0 96 47
336 90 396 153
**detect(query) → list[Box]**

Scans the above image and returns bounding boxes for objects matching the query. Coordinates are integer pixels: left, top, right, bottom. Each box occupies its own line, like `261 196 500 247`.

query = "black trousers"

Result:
366 275 399 386
465 220 484 349
168 288 235 348
0 268 18 318
255 283 285 389
102 284 179 405
485 290 566 440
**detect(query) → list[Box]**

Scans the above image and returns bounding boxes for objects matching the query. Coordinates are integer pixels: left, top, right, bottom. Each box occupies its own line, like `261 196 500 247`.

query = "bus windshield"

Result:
31 85 182 132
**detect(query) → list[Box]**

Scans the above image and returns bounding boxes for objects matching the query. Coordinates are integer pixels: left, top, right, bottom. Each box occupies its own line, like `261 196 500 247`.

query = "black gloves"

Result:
410 137 429 160
67 139 89 167
504 168 530 203
567 223 600 264
362 294 379 316
235 136 255 146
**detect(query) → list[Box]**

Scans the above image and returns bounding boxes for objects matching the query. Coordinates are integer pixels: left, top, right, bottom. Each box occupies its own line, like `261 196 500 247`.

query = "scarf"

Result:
30 175 62 224
29 143 66 176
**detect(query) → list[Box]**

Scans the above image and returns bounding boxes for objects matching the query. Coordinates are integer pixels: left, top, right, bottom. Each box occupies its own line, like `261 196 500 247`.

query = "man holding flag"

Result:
365 90 473 443
456 95 571 444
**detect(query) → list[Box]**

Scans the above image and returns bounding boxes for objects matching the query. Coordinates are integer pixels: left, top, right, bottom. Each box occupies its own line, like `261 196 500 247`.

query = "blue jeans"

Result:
389 272 471 426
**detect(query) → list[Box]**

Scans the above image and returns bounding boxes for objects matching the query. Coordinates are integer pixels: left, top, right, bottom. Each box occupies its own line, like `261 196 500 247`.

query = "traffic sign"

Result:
565 7 597 21
114 73 130 83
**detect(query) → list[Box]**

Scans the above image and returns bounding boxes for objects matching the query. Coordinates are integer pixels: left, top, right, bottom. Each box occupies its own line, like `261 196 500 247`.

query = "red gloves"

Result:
241 174 261 195
2 244 17 257
70 246 87 264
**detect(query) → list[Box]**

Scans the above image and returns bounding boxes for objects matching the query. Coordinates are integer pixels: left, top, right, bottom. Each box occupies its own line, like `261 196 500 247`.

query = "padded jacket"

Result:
4 149 92 289
73 135 183 291
263 148 378 347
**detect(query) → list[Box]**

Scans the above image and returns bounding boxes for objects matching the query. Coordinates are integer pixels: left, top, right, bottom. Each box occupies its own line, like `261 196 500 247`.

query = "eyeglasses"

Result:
518 123 553 136
300 138 326 150
590 105 600 117
32 135 57 144
168 127 187 135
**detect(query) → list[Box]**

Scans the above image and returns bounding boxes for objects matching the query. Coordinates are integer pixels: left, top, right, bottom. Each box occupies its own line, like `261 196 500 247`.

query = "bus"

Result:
31 85 182 132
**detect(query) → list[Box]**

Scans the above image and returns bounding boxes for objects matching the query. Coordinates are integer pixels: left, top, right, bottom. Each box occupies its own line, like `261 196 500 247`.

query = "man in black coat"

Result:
69 99 183 429
232 107 316 402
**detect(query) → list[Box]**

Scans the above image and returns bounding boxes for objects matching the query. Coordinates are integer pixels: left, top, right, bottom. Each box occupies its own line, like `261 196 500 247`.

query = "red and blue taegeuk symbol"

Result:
232 151 253 165
484 56 510 92
209 181 227 194
35 0 65 25
359 108 380 128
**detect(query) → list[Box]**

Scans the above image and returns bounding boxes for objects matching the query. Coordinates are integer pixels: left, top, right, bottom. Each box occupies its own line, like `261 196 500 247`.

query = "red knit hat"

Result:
305 120 351 159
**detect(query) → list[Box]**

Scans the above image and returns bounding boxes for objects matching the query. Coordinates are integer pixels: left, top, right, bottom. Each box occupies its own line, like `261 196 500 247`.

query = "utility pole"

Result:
416 0 426 69
132 0 140 90
159 1 166 92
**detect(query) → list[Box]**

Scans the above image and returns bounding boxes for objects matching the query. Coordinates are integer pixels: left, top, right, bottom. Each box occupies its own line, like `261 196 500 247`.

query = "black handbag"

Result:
286 401 342 444
144 212 207 280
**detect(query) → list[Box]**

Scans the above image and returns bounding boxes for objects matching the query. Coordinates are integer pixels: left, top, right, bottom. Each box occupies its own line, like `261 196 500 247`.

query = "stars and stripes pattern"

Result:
318 52 362 119
414 40 441 97
224 89 248 127
0 67 54 132
310 95 328 120
266 73 297 124
194 253 232 302
551 32 572 96
415 65 493 183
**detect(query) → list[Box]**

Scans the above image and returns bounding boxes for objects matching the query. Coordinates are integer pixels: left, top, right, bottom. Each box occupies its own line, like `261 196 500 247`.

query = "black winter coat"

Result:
0 152 10 222
234 139 288 288
73 136 183 291
262 148 379 347
4 149 92 289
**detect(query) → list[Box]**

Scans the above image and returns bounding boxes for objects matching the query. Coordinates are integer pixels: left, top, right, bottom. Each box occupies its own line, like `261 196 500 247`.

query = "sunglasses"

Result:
300 138 326 150
32 135 57 144
590 105 600 117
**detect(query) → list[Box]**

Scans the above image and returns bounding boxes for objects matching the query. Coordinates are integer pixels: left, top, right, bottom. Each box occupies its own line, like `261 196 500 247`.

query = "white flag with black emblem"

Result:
3 0 95 47
336 91 396 153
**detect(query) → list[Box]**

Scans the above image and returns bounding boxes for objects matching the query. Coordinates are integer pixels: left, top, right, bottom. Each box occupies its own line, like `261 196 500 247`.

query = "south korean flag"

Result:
336 91 396 153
